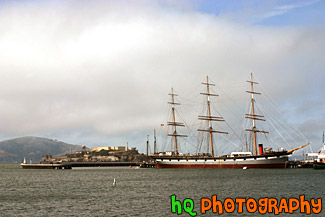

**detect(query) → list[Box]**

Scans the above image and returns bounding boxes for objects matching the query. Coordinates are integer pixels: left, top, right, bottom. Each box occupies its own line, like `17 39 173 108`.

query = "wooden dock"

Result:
21 163 72 169
20 161 155 169
65 162 141 167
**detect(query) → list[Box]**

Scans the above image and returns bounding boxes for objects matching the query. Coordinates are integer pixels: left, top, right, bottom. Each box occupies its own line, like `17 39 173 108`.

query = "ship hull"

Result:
154 155 288 169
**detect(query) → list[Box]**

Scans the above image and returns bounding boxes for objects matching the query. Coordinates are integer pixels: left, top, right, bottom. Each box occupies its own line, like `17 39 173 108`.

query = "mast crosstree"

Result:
198 76 228 157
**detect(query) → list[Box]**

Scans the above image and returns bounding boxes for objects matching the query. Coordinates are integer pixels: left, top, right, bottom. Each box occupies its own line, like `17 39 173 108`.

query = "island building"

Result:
40 144 144 163
90 146 136 152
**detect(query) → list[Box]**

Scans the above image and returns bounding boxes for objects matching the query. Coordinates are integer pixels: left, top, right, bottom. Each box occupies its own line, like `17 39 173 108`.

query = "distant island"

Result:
0 136 82 163
41 145 148 163
0 136 147 164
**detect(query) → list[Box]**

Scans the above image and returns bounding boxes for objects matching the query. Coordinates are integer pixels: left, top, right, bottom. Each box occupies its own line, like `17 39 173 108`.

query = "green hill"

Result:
0 136 82 163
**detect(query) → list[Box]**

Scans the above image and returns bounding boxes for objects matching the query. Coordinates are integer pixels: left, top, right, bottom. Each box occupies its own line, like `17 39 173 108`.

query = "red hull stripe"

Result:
156 163 286 169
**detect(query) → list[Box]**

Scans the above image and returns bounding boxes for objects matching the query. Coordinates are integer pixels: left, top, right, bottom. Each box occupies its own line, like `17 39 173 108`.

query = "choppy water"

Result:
0 164 323 216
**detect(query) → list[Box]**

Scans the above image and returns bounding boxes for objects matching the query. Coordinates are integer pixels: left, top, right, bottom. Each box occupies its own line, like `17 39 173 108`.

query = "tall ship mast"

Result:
152 74 309 168
245 73 268 155
167 88 187 156
198 76 228 157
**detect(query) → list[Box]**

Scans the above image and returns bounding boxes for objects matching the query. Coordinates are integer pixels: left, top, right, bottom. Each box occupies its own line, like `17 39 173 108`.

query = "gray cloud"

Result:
0 0 324 154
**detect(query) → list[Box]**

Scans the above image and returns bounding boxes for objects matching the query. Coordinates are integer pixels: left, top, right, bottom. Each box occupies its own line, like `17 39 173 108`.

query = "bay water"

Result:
0 164 323 216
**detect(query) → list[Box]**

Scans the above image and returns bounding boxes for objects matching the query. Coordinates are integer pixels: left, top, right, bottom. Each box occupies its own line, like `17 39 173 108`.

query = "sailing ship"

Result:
152 74 309 168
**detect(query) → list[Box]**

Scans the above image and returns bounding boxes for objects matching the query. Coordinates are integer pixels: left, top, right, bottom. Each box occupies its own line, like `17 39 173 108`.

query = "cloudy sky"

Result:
0 0 324 155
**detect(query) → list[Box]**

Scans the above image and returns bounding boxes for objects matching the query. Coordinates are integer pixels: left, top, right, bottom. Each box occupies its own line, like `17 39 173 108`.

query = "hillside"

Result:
0 136 82 163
